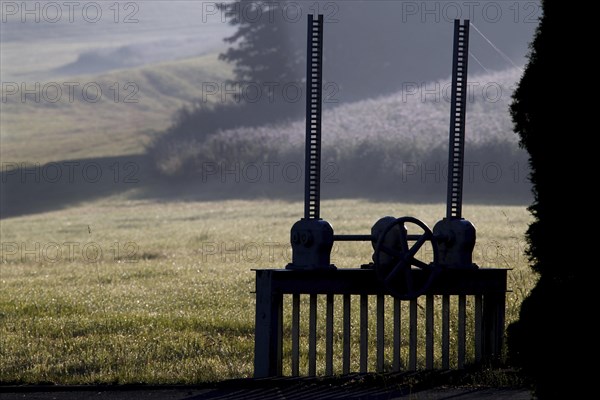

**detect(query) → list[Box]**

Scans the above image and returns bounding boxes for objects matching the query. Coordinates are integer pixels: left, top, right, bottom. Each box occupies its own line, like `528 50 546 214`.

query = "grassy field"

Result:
0 198 534 384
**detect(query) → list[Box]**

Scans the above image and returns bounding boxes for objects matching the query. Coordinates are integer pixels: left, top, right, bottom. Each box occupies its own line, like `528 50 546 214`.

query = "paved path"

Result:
0 385 533 400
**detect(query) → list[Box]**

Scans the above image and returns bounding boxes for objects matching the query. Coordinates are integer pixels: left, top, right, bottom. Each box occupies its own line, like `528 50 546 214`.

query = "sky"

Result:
1 1 540 84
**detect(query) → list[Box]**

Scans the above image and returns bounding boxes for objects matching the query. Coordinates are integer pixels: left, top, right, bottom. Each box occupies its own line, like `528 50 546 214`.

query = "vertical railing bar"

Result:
458 294 466 369
277 294 283 376
393 297 401 372
292 293 300 376
343 294 351 374
442 294 450 370
376 294 385 373
482 292 506 363
475 294 483 364
409 298 418 371
325 294 334 375
360 294 368 373
253 271 281 378
425 295 434 370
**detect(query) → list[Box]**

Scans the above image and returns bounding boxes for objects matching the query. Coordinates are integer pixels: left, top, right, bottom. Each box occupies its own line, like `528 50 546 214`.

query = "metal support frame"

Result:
254 268 507 377
255 16 505 378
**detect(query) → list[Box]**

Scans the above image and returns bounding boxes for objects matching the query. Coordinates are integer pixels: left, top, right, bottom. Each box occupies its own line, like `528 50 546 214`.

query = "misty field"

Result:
0 198 534 384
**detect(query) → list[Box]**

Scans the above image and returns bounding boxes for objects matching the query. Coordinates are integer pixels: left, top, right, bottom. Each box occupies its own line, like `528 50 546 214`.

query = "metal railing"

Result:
254 268 506 377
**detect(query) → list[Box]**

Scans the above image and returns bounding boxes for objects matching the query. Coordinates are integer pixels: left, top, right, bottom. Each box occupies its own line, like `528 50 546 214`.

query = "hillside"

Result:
1 53 232 165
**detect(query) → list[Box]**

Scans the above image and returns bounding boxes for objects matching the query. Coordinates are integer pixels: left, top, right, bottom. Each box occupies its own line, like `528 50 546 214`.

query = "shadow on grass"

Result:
1 153 531 220
0 154 151 219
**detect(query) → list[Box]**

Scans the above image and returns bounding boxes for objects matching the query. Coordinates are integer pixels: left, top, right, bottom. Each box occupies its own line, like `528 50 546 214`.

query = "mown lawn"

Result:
0 199 534 384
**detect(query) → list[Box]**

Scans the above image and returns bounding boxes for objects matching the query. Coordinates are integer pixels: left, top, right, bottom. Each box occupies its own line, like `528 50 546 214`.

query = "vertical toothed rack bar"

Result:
304 14 324 220
446 20 470 220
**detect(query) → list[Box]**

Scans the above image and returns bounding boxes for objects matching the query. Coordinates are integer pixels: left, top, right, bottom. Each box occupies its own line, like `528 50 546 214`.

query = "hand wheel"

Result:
373 216 440 300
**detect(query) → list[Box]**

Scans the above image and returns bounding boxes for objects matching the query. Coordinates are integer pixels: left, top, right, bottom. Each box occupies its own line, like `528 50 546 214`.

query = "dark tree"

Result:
216 1 307 122
508 1 583 397
219 1 304 85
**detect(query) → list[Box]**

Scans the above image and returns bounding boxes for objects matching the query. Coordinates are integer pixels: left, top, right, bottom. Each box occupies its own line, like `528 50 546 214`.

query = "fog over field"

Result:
1 1 235 81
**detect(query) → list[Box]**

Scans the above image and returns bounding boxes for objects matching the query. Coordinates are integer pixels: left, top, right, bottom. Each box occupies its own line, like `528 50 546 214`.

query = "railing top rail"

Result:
254 268 507 296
